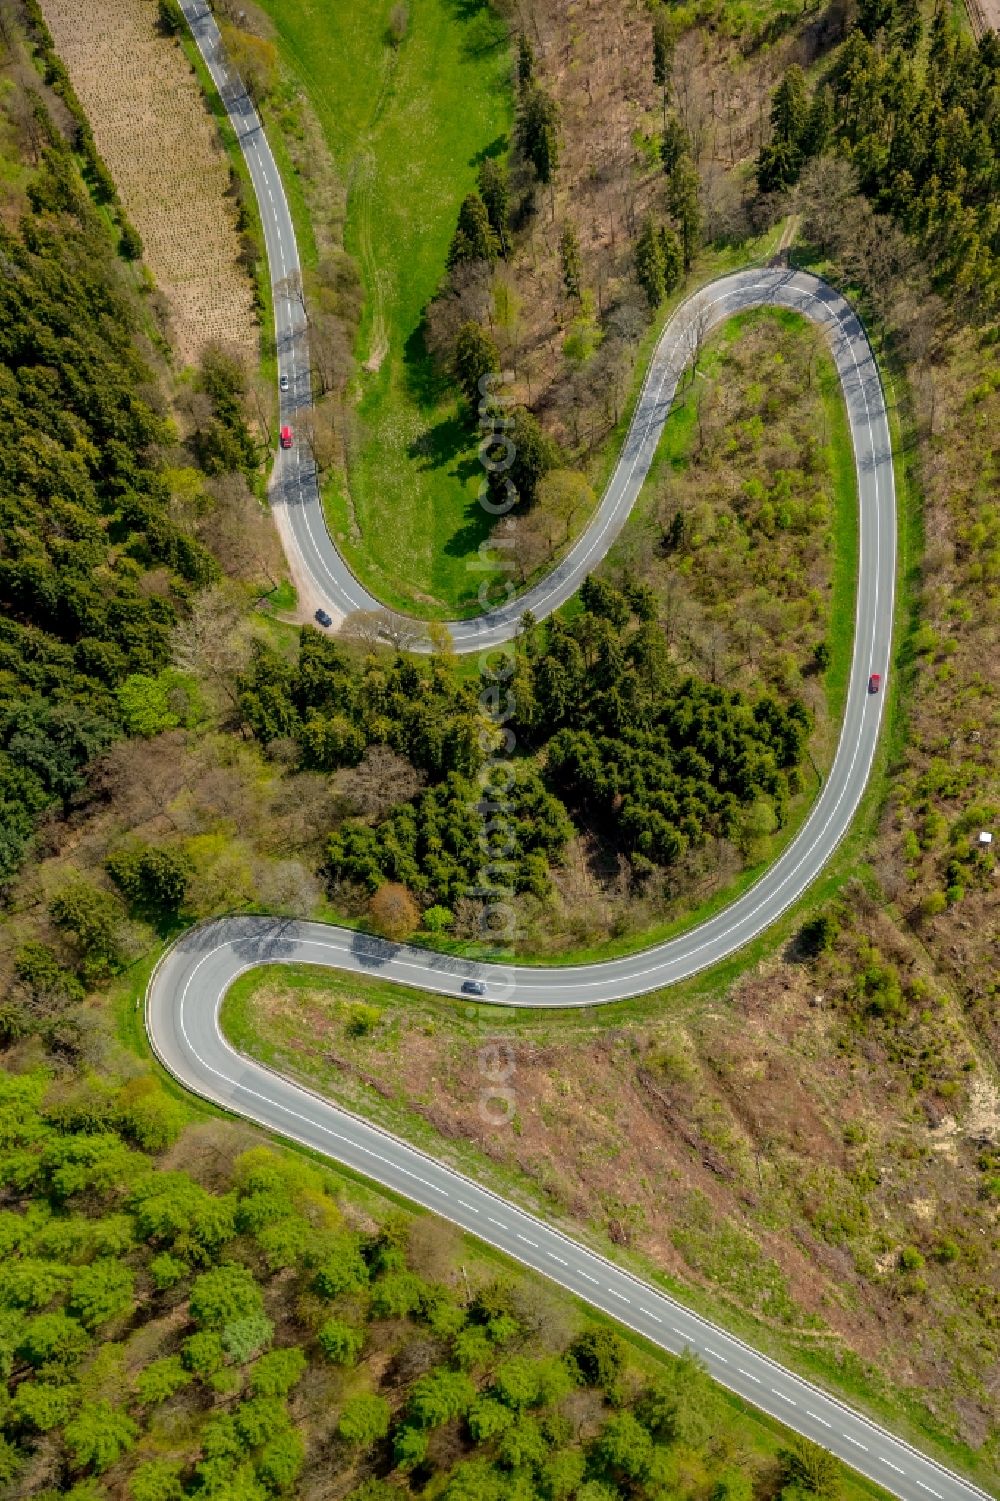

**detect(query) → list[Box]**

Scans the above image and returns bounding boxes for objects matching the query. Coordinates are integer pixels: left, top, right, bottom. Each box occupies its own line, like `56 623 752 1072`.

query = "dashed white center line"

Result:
169 24 923 1494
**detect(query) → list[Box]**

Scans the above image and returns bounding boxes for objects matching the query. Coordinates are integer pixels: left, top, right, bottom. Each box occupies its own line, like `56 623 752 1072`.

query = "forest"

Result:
0 80 264 898
236 588 810 920
0 1068 854 1500
758 4 1000 316
422 0 1000 559
0 0 997 1488
0 122 817 1481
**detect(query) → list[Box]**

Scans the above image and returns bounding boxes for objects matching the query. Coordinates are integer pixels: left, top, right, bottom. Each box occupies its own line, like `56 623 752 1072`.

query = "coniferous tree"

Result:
448 194 499 267
757 66 810 191
560 224 583 300
659 226 683 294
856 0 897 38
477 158 510 255
517 31 534 91
802 85 834 158
522 86 560 184
660 112 688 175
636 219 666 306
453 322 500 409
667 157 702 269
652 10 673 89
772 65 809 145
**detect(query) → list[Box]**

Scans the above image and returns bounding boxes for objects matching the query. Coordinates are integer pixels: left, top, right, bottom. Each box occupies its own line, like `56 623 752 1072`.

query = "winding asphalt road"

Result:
154 9 996 1501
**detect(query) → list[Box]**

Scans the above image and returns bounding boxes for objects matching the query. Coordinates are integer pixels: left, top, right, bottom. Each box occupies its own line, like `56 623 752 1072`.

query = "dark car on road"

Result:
314 609 333 629
461 979 487 996
868 672 882 694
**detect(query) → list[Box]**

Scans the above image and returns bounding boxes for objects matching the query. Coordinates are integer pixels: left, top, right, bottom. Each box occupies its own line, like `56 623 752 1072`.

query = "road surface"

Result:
147 918 992 1501
179 0 889 655
154 10 995 1501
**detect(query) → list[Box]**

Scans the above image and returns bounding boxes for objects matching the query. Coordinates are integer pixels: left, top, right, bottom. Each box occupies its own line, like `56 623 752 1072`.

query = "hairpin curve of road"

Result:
150 9 996 1501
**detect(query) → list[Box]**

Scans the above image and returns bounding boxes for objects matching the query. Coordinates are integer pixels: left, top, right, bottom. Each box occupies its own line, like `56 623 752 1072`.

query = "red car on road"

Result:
868 672 882 694
279 425 293 450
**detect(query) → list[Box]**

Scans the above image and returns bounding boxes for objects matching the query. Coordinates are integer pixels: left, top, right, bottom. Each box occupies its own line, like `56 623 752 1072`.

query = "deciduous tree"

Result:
368 882 419 941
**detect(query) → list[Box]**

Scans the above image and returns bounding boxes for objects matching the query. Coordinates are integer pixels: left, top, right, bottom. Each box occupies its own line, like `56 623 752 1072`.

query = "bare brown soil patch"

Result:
236 924 1000 1453
39 0 257 365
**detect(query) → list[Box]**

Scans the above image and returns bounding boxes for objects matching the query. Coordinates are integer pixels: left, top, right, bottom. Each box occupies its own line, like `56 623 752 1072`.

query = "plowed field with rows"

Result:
40 0 256 365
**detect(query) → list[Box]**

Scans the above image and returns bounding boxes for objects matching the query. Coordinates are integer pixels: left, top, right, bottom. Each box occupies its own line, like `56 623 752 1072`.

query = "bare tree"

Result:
171 585 252 708
424 262 494 368
198 472 283 589
607 296 647 361
678 298 714 387
336 746 426 822
254 859 321 917
296 396 342 477
340 608 427 653
87 732 195 833
275 270 307 321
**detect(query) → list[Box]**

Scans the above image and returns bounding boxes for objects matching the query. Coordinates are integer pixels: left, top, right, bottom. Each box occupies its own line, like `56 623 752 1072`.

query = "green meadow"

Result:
259 0 514 614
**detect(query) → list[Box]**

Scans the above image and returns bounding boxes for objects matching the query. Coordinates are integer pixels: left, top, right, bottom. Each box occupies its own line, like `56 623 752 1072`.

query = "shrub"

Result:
249 1346 307 1398
64 1399 138 1471
313 1237 368 1297
222 1313 274 1363
66 1260 134 1329
189 1263 263 1330
119 222 144 261
408 1367 476 1427
149 1252 188 1290
129 1458 186 1500
568 1328 625 1389
136 1356 191 1406
345 1003 381 1038
780 1434 842 1497
317 1318 363 1365
18 1311 88 1368
493 1355 542 1409
106 843 191 921
798 912 838 957
338 1392 391 1446
49 881 125 979
156 0 185 34
181 1330 224 1378
11 1380 78 1432
393 1424 428 1470
258 1427 305 1491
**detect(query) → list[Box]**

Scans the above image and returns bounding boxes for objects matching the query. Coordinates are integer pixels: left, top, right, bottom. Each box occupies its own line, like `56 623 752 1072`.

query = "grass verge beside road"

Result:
255 0 514 616
219 956 993 1494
